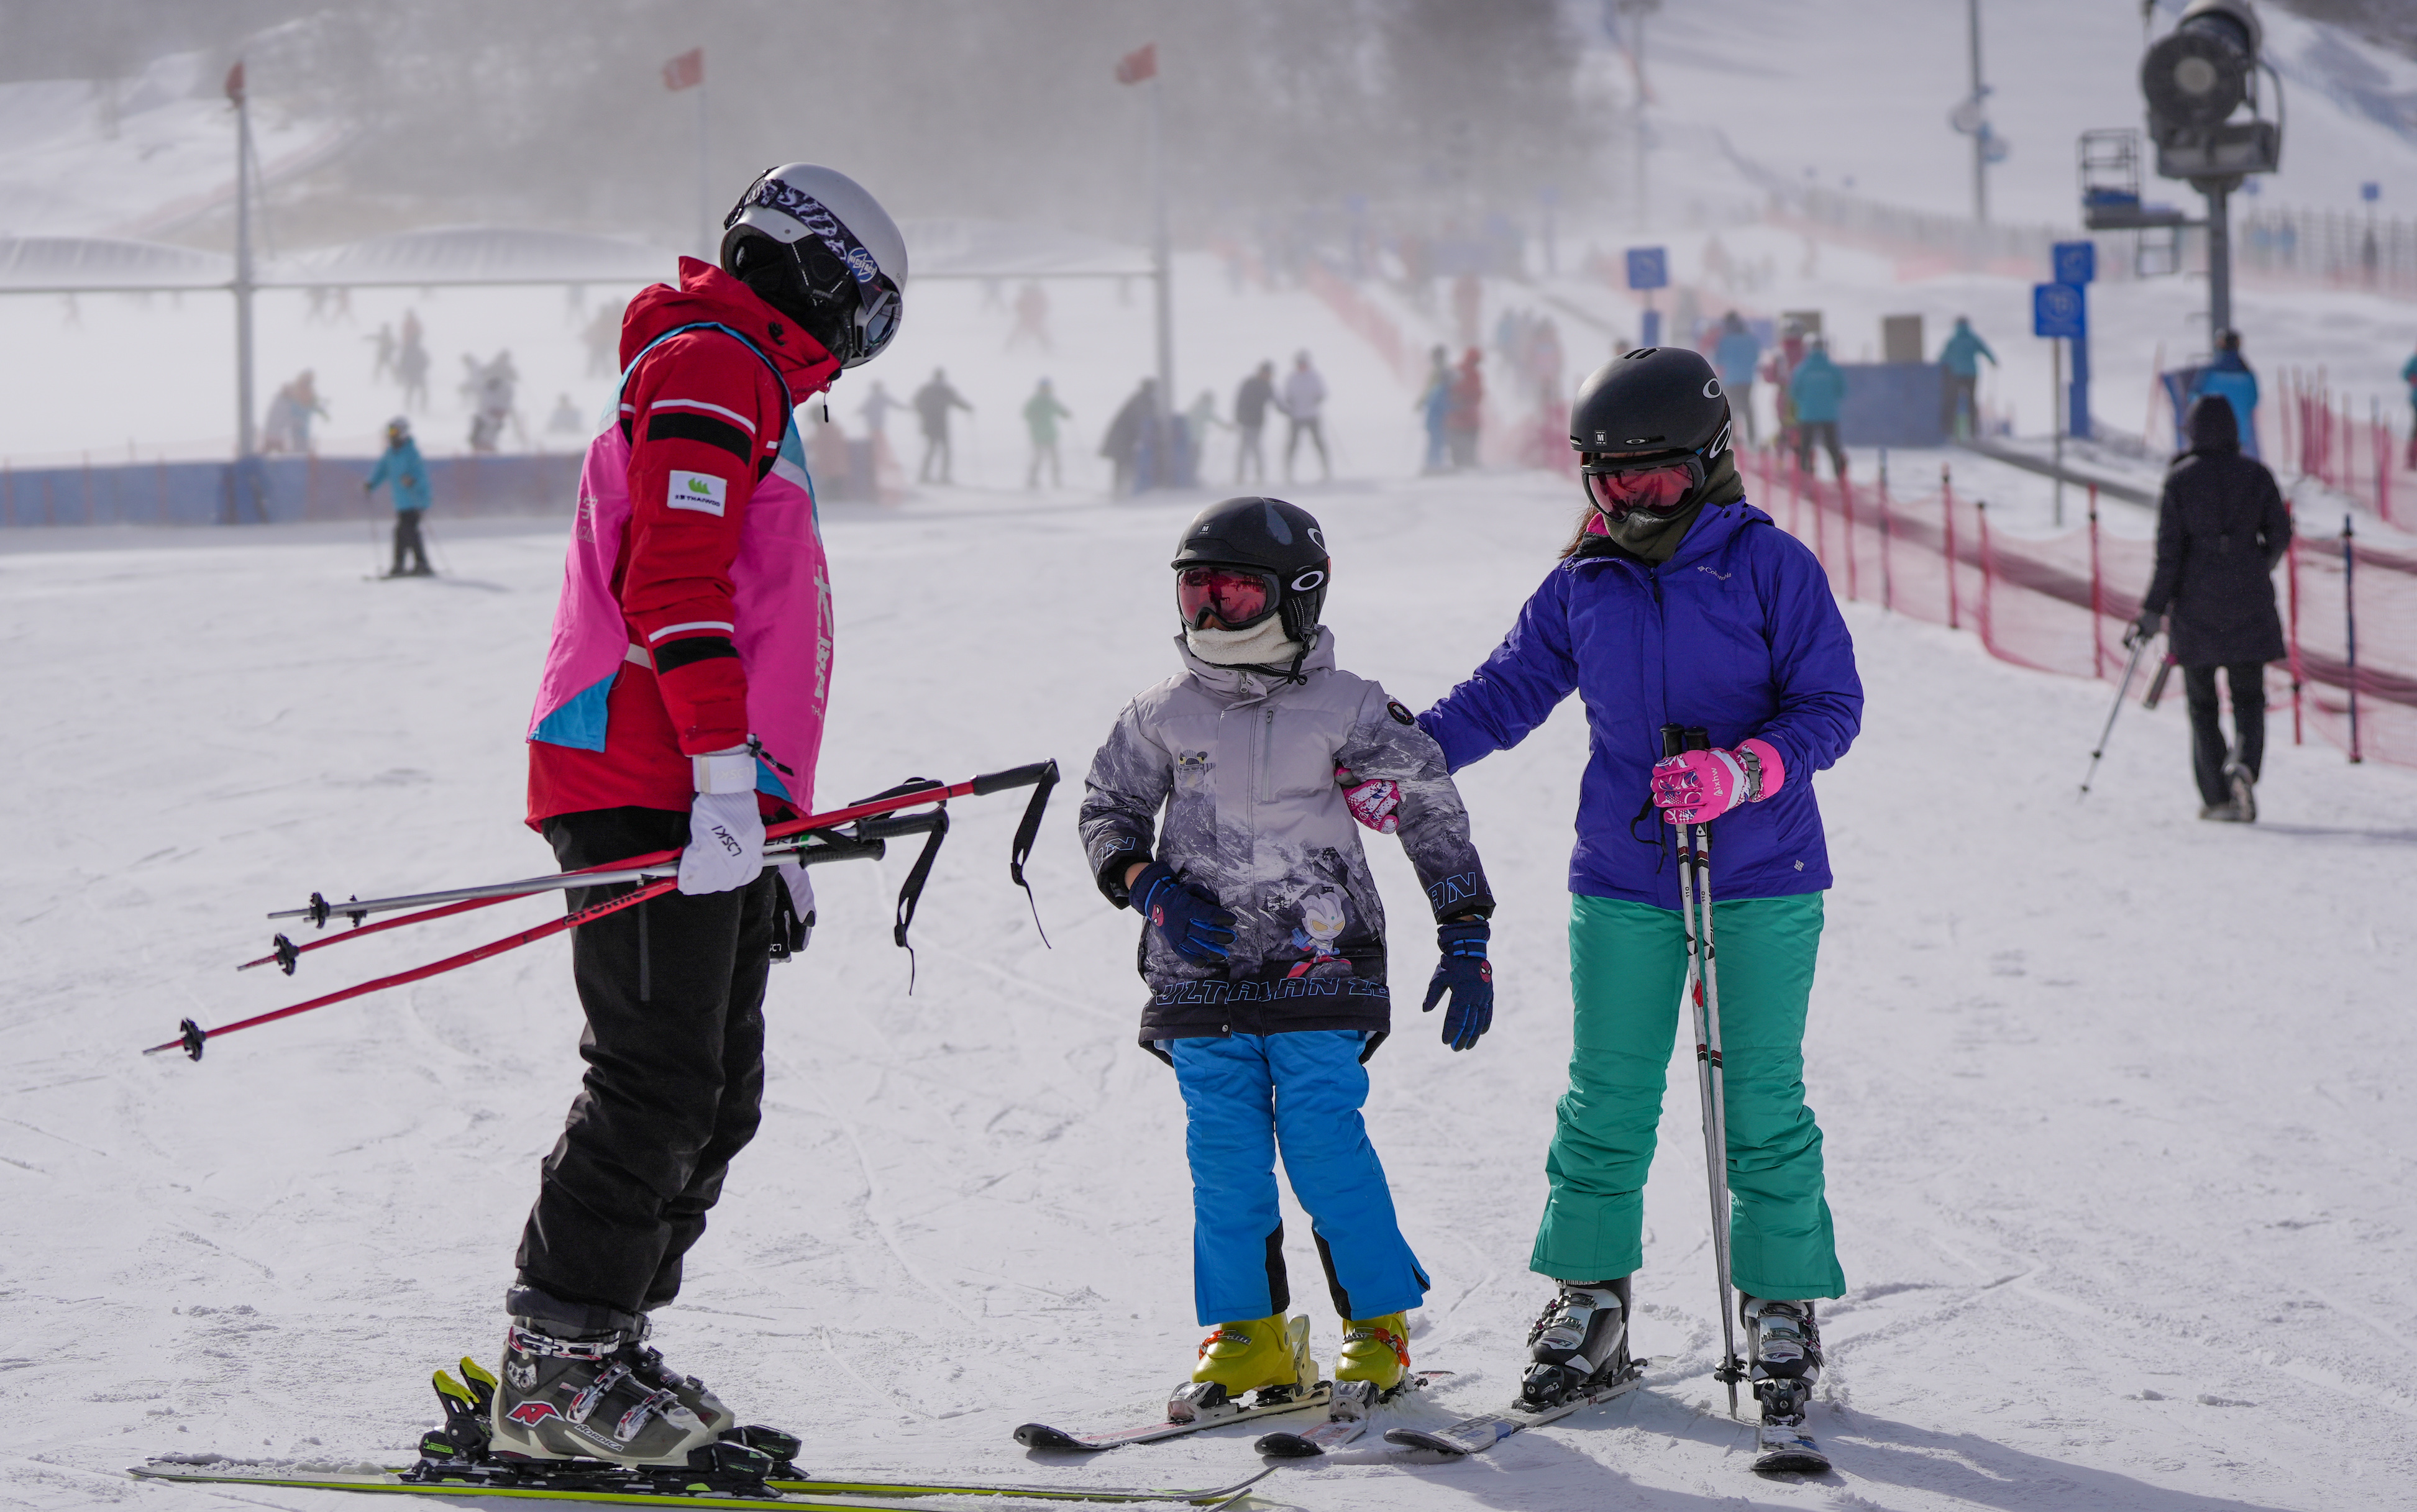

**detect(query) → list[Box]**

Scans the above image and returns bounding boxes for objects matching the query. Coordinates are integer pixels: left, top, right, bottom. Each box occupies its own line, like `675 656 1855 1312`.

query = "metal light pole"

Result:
1148 66 1173 421
2204 181 2232 347
229 61 256 462
1967 0 1989 223
1620 1 1659 231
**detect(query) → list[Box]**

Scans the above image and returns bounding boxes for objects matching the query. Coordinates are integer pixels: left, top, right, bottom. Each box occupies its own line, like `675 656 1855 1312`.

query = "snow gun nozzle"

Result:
971 758 1059 797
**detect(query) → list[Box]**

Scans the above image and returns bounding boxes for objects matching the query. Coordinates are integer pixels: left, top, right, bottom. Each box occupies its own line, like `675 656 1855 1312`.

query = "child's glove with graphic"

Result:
1128 862 1237 961
1336 765 1401 834
1422 918 1492 1051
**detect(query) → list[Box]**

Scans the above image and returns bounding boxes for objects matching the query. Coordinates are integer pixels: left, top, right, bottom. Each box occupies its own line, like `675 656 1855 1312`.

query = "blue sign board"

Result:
2032 281 2086 339
2051 240 2096 286
1625 247 1668 291
2362 181 2381 203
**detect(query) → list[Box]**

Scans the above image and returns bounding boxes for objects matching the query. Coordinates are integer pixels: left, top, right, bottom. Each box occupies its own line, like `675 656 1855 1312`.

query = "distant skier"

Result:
1281 351 1330 484
2131 395 2290 822
1233 360 1276 485
1077 495 1496 1406
1419 346 1860 1462
1007 281 1052 352
2191 329 2261 459
1182 388 1228 488
546 393 583 437
1022 376 1071 490
1415 345 1452 475
396 311 431 413
262 370 326 454
507 162 907 1466
1445 347 1484 471
363 416 432 578
1788 338 1848 481
366 322 396 384
1938 316 1996 440
912 367 971 484
1101 377 1158 496
1713 312 1761 445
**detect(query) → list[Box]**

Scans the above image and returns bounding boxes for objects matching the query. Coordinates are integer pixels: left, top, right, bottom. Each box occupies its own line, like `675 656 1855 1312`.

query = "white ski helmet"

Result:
720 163 907 368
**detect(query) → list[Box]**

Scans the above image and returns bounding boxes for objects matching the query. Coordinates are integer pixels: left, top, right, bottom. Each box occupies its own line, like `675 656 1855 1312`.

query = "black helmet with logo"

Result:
1170 496 1330 646
1568 347 1735 521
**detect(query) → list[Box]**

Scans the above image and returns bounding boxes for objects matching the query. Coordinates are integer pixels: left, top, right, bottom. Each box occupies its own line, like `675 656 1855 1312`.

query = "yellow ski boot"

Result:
1335 1313 1412 1393
1192 1313 1304 1398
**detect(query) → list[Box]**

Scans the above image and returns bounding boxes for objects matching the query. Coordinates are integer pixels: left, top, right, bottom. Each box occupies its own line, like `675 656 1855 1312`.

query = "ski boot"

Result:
620 1316 735 1437
1192 1313 1303 1398
487 1319 719 1467
2224 758 2257 824
1333 1313 1411 1395
1741 1296 1828 1472
1521 1278 1630 1408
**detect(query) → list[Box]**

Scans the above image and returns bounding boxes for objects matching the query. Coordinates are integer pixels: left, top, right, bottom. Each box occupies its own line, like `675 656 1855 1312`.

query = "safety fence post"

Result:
1942 464 1960 631
1788 450 1802 539
1878 450 1894 613
2375 397 2392 525
2088 485 2104 680
2344 514 2362 764
1840 473 1858 602
2287 515 2303 745
1976 498 1994 654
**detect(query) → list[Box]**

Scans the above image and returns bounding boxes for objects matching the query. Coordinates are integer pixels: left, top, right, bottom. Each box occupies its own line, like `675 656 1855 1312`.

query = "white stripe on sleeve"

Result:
646 621 738 642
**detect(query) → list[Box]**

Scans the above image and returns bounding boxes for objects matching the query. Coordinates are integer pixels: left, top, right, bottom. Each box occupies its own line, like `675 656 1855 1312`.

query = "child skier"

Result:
1077 495 1496 1408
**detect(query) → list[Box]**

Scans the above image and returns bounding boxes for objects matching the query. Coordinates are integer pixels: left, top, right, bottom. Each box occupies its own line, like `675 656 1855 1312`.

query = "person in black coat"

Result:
2132 396 2292 821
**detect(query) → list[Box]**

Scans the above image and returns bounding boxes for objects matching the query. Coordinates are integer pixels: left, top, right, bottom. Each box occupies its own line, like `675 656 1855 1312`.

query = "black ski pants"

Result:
515 806 776 1328
391 511 430 576
2183 663 2267 808
1796 421 1846 480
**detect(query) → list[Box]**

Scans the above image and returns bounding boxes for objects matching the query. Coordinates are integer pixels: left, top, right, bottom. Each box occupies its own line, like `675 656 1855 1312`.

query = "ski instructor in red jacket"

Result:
493 165 907 1467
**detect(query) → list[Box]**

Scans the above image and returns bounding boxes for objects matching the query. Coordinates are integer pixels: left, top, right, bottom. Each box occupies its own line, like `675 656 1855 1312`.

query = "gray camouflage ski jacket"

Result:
1079 629 1493 1053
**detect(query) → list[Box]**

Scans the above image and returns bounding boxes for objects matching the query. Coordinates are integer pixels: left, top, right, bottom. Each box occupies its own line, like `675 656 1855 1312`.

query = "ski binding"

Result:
1381 1356 1647 1455
1016 1316 1330 1451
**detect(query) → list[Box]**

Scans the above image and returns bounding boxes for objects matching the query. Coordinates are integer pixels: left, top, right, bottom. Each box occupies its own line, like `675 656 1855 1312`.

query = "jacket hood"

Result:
621 257 841 404
1174 624 1336 701
2185 394 2240 454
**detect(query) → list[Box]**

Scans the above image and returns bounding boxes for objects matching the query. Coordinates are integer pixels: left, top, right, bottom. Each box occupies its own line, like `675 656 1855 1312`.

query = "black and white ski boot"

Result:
1520 1278 1630 1408
1741 1296 1829 1472
620 1316 735 1437
2224 758 2257 824
488 1320 720 1467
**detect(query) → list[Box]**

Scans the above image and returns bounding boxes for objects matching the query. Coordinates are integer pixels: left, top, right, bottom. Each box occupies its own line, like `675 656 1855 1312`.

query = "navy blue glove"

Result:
1421 918 1492 1050
1128 862 1237 961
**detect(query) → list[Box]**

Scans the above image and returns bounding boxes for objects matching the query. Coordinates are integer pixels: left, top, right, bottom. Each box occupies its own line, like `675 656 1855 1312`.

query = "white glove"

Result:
678 747 766 896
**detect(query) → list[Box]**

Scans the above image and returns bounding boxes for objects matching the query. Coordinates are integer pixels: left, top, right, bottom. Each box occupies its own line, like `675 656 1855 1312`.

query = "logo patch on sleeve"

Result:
668 471 729 516
1387 699 1416 726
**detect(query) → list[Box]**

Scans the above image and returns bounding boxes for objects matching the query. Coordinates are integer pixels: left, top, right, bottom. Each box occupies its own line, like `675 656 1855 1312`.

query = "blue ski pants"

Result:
1168 1030 1429 1326
1530 893 1844 1301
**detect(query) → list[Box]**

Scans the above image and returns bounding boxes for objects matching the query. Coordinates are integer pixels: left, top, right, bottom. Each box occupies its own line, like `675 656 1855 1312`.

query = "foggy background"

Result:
0 0 1611 253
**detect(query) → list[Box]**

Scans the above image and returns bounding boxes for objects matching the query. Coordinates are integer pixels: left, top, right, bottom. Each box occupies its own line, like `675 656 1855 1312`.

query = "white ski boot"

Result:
1521 1278 1630 1408
1742 1296 1828 1472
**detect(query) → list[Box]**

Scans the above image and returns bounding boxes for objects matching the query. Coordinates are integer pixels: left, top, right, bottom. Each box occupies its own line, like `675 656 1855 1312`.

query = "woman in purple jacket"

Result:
1418 347 1862 1421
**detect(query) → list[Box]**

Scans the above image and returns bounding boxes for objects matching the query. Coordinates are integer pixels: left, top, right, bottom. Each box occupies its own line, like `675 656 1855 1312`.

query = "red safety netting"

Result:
1742 447 2417 770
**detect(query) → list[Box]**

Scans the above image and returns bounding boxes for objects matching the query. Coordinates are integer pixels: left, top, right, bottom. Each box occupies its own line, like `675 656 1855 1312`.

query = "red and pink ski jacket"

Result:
525 258 841 826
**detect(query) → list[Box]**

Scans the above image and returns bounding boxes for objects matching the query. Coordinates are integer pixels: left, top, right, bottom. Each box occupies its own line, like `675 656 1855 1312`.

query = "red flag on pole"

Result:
662 47 704 91
1114 42 1157 86
224 61 246 105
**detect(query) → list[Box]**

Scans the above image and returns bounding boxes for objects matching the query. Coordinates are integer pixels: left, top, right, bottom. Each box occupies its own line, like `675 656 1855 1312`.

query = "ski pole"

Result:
148 876 678 1061
258 760 1056 936
1662 725 1745 1418
237 821 912 975
2078 633 2154 798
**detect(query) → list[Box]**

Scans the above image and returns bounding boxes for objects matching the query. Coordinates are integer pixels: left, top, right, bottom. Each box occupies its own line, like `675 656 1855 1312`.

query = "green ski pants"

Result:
1529 892 1844 1300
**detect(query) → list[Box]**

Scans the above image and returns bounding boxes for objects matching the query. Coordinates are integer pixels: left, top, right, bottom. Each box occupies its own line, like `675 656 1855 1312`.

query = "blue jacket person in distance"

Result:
363 416 433 578
1417 345 1862 1425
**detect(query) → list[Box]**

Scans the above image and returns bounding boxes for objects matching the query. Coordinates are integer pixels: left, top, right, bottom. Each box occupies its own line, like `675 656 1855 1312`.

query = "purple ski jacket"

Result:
1419 499 1861 909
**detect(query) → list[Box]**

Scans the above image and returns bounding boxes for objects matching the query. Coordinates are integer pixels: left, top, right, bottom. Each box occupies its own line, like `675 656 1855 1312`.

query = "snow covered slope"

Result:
4 468 2413 1510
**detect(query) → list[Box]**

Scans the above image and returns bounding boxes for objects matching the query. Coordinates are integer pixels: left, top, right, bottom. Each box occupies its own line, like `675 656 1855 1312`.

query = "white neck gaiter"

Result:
1185 617 1303 667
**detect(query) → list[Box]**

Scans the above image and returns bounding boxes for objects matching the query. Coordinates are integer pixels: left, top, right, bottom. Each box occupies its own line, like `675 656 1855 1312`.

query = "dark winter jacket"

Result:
1079 629 1493 1050
1419 500 1861 909
2141 398 2291 668
1233 372 1275 430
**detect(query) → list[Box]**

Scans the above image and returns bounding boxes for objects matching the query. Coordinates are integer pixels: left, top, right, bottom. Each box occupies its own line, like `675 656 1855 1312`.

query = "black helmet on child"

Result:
1170 496 1330 646
720 163 907 368
1568 346 1734 520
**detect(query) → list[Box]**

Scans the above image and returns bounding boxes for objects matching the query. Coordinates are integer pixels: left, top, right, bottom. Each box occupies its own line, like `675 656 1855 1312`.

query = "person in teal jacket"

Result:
2191 330 2260 460
363 416 434 577
2403 344 2417 470
1788 340 1847 480
1937 316 1996 439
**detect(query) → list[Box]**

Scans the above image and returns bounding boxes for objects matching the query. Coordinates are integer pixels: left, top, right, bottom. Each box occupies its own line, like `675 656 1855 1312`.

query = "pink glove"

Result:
1337 765 1400 834
1651 738 1785 826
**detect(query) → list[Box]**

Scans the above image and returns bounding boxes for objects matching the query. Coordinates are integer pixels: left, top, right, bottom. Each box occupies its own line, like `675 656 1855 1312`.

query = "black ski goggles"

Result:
1579 452 1705 521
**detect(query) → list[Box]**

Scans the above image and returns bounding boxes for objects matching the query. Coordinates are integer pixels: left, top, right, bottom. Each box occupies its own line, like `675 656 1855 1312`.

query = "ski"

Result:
1379 1357 1648 1455
1251 1372 1445 1459
1015 1317 1328 1452
1752 1414 1829 1473
128 1459 1269 1508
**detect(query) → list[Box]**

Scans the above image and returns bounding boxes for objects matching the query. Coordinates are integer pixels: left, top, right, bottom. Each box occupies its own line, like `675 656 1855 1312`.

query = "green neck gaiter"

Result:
1598 450 1745 565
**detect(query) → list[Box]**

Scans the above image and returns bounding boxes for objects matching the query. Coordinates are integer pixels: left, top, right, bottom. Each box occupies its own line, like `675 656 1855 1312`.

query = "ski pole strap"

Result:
1005 760 1059 948
880 809 949 992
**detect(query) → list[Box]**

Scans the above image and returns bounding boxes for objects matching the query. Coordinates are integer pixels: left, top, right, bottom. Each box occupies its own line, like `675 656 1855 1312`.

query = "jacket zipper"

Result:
1258 707 1277 804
